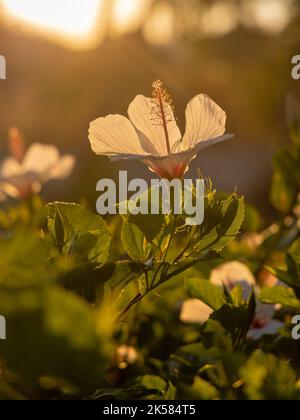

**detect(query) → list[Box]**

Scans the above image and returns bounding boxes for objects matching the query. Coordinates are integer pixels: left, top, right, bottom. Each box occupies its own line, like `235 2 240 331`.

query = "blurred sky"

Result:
0 0 300 216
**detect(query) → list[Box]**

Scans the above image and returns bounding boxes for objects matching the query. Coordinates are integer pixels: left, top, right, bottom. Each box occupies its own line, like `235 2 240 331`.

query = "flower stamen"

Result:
151 80 174 154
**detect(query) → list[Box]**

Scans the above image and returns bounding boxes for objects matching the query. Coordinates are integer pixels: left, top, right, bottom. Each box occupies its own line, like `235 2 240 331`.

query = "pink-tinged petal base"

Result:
141 134 233 180
142 151 194 180
144 159 188 180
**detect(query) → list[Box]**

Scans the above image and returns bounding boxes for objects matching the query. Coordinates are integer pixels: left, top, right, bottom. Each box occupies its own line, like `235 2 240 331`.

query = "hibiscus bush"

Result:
1 89 300 401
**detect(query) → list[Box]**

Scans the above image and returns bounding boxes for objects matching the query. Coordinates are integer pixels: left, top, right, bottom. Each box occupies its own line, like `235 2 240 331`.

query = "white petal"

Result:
180 299 213 324
89 114 146 158
182 94 228 150
247 320 284 341
210 261 256 300
0 182 20 199
190 133 233 153
255 302 276 320
0 158 23 179
128 95 182 156
46 155 75 181
23 143 60 174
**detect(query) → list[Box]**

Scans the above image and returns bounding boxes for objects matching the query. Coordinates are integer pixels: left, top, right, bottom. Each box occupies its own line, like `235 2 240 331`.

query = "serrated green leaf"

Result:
191 195 245 257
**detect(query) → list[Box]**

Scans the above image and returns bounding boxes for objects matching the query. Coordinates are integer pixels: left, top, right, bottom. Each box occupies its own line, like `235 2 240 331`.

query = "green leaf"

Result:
186 278 226 310
210 305 251 338
139 375 169 399
270 149 300 213
259 286 300 311
119 187 166 242
230 285 244 307
127 213 166 243
213 195 245 252
191 195 245 257
138 274 148 296
121 222 150 261
183 377 219 400
208 291 255 345
47 203 110 265
288 238 300 284
103 261 146 304
87 387 156 400
59 262 115 303
267 238 300 290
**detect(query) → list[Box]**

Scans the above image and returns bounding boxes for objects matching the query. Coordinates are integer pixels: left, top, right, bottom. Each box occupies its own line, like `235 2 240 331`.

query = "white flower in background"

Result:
180 299 213 324
0 127 75 200
116 345 138 369
180 261 284 340
241 232 264 250
247 301 284 341
89 80 232 179
210 261 256 299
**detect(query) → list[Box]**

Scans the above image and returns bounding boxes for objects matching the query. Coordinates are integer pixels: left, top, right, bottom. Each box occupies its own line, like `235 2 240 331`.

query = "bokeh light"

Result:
1 0 102 48
112 0 151 35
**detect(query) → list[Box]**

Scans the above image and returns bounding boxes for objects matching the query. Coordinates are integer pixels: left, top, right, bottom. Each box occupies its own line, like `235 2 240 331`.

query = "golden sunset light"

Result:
2 0 102 47
1 0 151 48
112 0 150 35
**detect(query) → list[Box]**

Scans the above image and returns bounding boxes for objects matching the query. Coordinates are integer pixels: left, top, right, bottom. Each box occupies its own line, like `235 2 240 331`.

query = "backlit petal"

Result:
247 320 284 340
128 95 182 156
182 94 227 150
89 114 146 158
46 155 75 181
0 158 23 178
23 143 60 174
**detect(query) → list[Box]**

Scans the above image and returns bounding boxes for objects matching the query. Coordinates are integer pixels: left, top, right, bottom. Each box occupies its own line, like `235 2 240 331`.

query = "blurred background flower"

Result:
0 127 75 200
0 0 299 213
180 261 284 340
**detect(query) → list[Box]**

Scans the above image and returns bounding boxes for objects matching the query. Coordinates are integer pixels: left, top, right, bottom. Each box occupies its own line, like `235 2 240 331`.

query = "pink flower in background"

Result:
89 80 232 179
0 127 75 200
180 261 284 340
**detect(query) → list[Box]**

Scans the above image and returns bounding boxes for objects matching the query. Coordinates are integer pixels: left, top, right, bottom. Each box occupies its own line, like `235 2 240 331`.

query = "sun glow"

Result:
1 0 103 48
112 0 150 35
1 0 150 47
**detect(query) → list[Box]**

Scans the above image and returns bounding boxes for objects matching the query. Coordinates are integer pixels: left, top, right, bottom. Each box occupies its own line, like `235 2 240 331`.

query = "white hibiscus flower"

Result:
89 80 233 179
210 261 256 300
247 301 284 341
180 261 284 340
0 127 75 200
180 299 213 324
